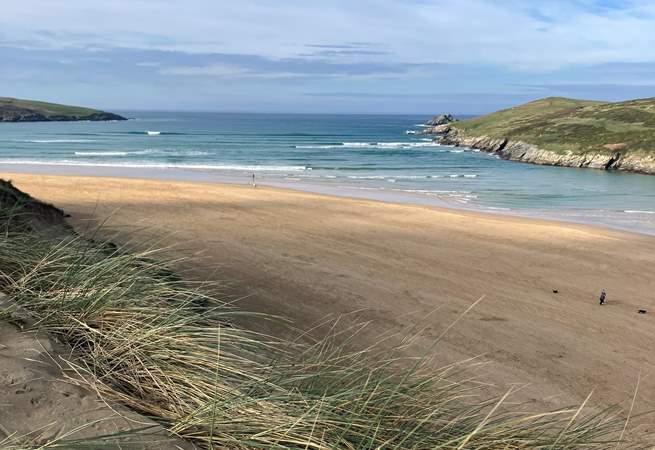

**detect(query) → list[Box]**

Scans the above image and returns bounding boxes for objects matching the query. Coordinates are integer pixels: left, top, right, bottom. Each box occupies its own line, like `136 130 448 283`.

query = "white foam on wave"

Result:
295 144 342 149
347 174 478 180
347 175 388 180
25 139 97 143
624 210 655 214
347 175 432 180
296 141 441 149
74 150 209 157
0 159 308 172
75 151 130 156
348 142 440 148
393 188 473 195
392 188 478 203
427 174 478 179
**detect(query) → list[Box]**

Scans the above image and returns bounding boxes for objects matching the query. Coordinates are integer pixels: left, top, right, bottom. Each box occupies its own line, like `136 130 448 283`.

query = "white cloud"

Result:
159 63 248 77
158 62 422 80
2 0 655 70
136 61 161 67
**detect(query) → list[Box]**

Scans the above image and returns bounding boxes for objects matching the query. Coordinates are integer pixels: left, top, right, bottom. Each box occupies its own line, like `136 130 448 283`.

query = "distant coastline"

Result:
0 97 126 123
2 111 654 235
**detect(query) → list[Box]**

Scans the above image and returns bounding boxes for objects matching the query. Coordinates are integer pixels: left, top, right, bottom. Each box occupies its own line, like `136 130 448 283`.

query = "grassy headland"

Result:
432 97 655 174
0 97 125 122
0 179 645 448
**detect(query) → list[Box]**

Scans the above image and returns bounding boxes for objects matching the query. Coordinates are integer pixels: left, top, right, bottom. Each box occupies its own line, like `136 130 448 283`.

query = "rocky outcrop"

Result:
434 127 655 175
425 114 457 127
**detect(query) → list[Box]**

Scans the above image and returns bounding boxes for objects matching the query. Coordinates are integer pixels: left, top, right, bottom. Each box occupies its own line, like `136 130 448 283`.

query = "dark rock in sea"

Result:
426 114 457 127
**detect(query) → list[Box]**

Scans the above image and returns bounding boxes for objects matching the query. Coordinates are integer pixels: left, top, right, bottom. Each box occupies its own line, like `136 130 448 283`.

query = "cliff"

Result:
433 126 655 175
0 97 126 122
425 97 655 175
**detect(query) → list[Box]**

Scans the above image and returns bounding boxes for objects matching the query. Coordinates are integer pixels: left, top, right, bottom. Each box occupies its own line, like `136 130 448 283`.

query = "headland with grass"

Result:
0 97 126 122
427 97 655 174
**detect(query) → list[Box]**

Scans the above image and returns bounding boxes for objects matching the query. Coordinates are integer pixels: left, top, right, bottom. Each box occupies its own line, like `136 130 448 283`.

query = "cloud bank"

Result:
1 0 654 113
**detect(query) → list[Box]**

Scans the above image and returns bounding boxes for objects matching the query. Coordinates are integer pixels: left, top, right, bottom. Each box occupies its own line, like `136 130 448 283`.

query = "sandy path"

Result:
4 172 655 425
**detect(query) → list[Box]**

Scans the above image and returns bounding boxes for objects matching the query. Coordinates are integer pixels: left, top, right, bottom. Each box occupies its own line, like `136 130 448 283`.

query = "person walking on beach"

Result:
251 173 256 188
599 289 606 305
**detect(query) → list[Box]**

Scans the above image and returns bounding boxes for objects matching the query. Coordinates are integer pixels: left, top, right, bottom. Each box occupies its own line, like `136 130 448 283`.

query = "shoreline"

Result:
2 163 655 237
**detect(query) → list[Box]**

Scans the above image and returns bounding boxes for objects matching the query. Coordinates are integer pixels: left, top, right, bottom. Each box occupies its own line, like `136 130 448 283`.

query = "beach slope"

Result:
4 172 655 419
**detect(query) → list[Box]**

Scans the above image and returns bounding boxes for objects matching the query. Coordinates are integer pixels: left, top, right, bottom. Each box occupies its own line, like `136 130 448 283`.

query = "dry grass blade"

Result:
0 199 647 449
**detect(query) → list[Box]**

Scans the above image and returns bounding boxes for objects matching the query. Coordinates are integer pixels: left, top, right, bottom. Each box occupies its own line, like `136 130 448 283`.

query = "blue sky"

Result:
2 0 655 114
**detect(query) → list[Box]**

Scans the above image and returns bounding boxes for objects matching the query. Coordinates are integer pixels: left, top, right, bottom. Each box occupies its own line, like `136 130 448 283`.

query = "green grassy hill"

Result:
456 96 655 156
0 97 126 122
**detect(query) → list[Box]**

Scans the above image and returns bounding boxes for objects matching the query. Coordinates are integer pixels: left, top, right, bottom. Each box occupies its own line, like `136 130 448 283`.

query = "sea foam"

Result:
0 160 308 172
25 139 97 143
296 141 441 149
624 210 655 214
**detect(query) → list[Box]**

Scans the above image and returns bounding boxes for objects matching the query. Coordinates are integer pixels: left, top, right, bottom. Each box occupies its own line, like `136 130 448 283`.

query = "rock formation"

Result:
425 114 457 127
433 127 655 175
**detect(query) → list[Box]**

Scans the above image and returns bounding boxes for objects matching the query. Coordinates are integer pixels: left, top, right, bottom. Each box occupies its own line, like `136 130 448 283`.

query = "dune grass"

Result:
0 199 643 449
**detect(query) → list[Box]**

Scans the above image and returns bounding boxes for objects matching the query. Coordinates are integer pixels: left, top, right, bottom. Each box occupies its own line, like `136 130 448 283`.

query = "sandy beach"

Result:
4 172 655 421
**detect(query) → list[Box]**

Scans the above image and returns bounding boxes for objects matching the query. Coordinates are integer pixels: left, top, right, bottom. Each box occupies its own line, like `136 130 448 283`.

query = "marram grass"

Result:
0 205 642 449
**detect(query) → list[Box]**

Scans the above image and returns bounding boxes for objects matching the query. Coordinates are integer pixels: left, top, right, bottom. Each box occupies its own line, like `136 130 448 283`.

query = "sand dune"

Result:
4 172 655 427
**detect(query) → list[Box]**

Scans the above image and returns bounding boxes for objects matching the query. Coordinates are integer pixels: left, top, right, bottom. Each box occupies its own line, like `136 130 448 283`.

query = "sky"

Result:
2 0 655 114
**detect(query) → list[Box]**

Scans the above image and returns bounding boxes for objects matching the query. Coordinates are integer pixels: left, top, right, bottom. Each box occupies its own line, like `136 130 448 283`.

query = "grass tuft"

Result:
0 200 643 449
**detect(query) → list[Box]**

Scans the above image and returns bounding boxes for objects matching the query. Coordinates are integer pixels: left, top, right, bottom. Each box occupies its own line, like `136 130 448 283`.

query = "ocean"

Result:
1 112 654 234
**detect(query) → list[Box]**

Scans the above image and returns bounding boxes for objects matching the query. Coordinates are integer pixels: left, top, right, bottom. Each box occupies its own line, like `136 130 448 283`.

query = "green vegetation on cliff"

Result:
0 97 126 122
456 96 655 156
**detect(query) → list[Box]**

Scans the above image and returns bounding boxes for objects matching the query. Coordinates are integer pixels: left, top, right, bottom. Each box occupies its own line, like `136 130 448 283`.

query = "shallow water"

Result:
1 112 654 234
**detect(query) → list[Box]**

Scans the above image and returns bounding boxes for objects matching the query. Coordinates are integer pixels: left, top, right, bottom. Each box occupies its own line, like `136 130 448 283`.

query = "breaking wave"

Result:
295 141 441 149
0 160 308 172
24 139 97 143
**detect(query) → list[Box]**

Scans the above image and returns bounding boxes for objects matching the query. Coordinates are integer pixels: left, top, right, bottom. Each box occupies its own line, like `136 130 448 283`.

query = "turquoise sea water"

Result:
1 112 654 234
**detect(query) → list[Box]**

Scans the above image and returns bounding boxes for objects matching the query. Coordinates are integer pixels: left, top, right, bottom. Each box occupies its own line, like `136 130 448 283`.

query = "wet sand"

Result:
4 172 655 425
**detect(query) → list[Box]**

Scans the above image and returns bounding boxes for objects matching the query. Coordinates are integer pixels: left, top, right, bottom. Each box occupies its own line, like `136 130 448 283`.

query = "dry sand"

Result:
0 294 193 448
3 172 655 430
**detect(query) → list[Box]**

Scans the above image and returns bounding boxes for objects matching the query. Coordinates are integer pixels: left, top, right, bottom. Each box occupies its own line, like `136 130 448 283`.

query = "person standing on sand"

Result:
599 289 606 305
251 173 256 187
